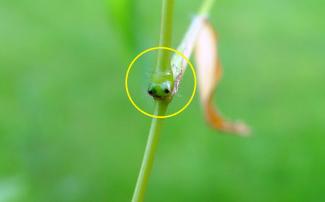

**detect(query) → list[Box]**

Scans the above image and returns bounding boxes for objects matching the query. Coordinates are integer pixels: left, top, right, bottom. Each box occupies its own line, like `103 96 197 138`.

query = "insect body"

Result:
147 71 174 100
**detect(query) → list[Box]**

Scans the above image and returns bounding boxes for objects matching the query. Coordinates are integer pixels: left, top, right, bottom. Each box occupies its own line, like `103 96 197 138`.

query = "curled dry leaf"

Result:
194 20 250 135
171 16 250 136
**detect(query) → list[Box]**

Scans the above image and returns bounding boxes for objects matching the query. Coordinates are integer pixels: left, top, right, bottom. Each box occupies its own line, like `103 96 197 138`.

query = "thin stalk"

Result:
131 102 167 202
156 0 174 72
132 0 174 201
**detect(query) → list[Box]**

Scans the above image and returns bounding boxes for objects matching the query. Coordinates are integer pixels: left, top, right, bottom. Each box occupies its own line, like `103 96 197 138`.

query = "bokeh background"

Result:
1 0 324 201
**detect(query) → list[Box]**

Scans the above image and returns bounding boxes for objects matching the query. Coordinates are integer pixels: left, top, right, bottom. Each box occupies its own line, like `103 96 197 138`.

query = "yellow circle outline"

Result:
125 46 197 119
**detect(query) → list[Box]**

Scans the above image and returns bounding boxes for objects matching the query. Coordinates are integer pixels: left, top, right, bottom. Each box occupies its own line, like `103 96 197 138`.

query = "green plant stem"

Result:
131 101 167 202
132 0 174 201
156 0 174 72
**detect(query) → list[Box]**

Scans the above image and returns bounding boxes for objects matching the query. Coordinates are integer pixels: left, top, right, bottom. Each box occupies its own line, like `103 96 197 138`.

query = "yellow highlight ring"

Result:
125 46 197 119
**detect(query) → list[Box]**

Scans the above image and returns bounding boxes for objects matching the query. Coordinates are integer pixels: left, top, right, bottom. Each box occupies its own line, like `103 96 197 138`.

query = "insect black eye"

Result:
148 89 153 95
148 87 157 95
164 89 170 94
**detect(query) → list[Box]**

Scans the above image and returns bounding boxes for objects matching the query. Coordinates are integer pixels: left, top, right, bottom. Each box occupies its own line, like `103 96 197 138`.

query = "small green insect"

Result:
147 71 174 99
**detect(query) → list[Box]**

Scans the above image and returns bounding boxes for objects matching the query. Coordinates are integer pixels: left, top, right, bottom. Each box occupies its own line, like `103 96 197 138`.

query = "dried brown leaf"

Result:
194 20 250 136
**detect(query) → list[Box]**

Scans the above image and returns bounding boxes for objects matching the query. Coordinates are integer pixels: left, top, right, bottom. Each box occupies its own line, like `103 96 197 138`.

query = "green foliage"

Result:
107 0 136 49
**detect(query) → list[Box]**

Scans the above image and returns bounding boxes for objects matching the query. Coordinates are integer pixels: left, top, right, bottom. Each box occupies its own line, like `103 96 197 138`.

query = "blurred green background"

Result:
0 0 324 201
